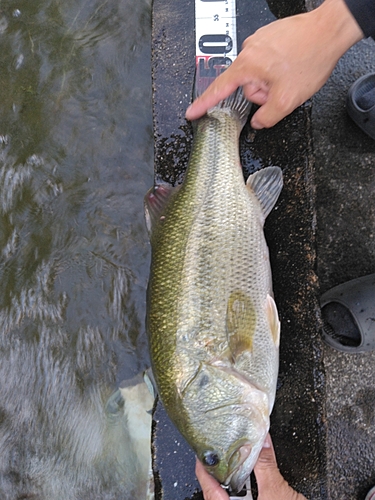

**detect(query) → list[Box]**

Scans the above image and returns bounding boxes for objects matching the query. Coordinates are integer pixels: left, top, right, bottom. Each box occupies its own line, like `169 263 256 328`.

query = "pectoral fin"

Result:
226 291 257 360
266 294 280 347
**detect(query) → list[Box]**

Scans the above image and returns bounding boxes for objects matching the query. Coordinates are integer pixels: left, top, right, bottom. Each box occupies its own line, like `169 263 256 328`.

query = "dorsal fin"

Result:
246 166 283 220
144 182 180 234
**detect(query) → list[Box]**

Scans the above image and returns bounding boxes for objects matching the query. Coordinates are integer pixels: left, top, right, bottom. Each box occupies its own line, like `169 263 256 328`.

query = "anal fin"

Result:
246 166 283 220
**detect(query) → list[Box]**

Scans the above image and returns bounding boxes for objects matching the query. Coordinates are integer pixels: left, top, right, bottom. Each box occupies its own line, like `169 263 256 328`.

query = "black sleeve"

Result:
344 0 375 39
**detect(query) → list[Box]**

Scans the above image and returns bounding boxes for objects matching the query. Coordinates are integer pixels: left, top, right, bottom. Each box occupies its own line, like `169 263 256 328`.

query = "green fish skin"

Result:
145 89 283 492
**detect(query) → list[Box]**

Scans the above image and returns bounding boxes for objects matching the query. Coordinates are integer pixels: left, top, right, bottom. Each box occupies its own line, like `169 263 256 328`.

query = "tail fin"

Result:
193 58 251 126
213 87 251 127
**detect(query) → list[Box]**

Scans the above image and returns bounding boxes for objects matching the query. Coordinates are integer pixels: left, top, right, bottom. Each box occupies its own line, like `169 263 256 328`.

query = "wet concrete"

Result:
151 1 327 499
313 34 375 499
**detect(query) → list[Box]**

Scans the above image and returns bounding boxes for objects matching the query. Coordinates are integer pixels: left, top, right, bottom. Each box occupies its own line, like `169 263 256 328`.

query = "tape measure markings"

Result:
195 0 237 60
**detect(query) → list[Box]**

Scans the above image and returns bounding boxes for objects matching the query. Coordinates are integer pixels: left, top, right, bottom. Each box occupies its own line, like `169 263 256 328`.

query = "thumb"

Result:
253 434 284 490
254 434 307 500
254 434 279 472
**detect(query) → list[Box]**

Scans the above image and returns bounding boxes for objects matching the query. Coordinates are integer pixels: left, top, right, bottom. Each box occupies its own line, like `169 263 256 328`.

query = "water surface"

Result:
0 0 153 498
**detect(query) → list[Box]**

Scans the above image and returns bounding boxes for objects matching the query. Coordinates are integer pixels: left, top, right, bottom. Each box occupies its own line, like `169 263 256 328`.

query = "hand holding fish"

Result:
186 0 363 129
196 434 307 500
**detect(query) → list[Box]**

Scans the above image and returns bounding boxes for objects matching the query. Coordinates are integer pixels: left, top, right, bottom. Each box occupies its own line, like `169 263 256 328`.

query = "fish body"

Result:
145 90 282 491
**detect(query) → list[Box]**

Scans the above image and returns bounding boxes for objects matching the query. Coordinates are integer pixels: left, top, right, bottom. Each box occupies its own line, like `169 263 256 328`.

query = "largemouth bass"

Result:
145 89 283 492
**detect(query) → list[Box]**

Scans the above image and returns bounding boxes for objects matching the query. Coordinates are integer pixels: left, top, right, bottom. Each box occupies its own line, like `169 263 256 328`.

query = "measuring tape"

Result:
195 0 237 86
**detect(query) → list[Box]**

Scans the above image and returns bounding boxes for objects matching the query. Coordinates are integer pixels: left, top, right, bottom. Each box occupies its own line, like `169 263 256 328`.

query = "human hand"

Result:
186 0 363 129
195 434 308 500
253 434 307 500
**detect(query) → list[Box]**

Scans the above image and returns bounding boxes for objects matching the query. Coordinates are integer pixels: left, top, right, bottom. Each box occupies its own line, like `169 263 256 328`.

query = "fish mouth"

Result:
228 466 250 494
223 443 252 491
226 437 266 493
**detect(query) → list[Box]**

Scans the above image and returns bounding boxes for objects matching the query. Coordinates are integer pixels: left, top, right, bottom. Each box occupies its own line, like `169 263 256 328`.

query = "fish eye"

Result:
202 451 220 467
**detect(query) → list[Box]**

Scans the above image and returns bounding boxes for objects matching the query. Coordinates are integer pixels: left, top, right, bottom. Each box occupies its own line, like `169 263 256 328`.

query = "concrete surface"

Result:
313 36 375 500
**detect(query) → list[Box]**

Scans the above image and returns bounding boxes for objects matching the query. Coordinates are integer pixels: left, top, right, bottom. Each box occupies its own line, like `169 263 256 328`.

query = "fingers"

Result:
253 434 280 475
254 434 307 500
243 86 268 107
250 87 296 129
195 459 229 500
185 62 244 121
196 435 307 500
253 433 289 496
184 51 294 128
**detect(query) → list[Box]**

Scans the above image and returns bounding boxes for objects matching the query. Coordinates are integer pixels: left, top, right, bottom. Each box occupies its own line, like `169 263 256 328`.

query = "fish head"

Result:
195 408 268 492
181 363 270 492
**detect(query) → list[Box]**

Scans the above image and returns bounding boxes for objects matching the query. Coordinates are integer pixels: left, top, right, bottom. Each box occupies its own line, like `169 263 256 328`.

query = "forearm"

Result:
343 0 375 39
311 0 364 62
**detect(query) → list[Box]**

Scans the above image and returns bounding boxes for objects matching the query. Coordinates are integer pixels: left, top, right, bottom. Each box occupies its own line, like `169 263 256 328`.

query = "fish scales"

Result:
146 89 283 490
149 113 275 396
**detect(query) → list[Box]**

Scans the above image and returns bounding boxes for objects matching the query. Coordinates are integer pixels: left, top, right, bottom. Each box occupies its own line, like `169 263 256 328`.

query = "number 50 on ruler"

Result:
195 0 237 86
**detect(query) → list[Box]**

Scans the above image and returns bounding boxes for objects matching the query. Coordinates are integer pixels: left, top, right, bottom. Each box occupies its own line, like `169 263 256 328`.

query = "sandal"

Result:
320 274 375 353
347 73 375 140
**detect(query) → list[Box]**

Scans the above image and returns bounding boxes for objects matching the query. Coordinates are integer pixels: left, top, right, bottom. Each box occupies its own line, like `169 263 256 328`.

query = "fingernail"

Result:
263 434 272 448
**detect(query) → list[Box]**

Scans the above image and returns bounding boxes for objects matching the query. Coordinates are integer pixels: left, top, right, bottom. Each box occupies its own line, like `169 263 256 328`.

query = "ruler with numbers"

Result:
195 0 237 93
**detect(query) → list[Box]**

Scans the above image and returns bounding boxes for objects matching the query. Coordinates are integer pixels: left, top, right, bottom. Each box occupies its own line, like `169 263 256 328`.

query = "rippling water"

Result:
0 0 154 498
